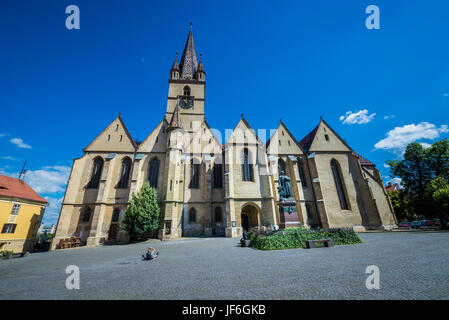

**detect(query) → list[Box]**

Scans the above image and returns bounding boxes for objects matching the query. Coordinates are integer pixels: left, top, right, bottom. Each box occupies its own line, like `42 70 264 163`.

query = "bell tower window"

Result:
183 86 191 96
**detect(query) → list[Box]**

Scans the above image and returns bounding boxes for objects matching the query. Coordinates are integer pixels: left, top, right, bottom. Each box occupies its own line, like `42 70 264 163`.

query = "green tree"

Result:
387 139 449 227
120 181 160 241
387 191 414 222
425 177 449 227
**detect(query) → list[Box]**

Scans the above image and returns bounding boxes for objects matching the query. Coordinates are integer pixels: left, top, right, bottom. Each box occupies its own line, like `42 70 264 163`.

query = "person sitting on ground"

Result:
240 232 248 247
142 247 158 260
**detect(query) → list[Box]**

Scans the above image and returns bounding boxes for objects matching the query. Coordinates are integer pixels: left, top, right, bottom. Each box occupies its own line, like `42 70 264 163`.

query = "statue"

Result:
278 170 293 200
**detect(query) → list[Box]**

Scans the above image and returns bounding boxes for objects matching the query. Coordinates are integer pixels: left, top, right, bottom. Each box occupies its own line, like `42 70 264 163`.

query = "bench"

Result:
306 239 334 249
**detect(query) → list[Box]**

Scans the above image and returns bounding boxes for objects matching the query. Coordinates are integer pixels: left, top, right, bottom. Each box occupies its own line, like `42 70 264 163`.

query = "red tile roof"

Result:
0 175 48 204
385 183 400 192
352 152 375 166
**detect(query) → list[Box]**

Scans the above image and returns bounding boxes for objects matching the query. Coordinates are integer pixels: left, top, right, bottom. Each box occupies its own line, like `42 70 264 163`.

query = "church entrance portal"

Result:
240 204 260 232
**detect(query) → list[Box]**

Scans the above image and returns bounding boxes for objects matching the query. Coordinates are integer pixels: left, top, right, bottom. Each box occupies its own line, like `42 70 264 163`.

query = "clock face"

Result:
179 97 193 109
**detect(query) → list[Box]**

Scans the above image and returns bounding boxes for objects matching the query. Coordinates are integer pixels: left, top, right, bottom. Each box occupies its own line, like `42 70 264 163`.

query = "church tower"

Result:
166 23 206 134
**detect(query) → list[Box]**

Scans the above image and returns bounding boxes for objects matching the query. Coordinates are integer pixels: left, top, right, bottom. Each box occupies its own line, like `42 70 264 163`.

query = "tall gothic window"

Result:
189 159 200 189
213 164 223 188
189 208 196 223
82 207 91 223
298 159 307 187
117 157 132 188
215 207 222 223
87 157 103 189
183 86 191 96
331 159 349 210
242 148 254 182
148 158 160 188
112 208 120 222
278 159 286 175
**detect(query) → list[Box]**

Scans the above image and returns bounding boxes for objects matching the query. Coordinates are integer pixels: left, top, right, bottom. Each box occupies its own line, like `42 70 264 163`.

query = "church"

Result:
51 27 397 249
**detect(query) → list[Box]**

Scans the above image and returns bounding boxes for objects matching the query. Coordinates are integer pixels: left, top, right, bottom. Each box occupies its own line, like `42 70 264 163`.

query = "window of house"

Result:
1 223 16 234
112 208 120 222
10 204 21 215
213 164 223 188
117 157 132 188
116 124 119 131
242 148 254 182
325 134 329 141
331 159 349 210
82 208 91 223
183 86 191 96
87 157 104 189
189 160 200 189
298 160 307 187
189 208 196 223
215 207 222 222
148 158 160 188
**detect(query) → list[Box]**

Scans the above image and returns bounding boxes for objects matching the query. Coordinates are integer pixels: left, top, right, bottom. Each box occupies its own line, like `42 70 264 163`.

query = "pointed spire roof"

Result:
179 24 198 79
197 53 205 73
168 104 183 129
171 52 179 71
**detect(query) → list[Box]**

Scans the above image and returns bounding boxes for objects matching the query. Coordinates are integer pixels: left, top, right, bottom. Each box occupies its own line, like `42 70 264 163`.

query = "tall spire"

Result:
179 23 198 80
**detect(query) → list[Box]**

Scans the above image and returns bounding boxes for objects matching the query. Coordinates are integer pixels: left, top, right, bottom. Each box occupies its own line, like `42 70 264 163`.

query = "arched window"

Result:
112 208 120 222
183 86 191 96
189 159 200 189
117 157 132 188
87 157 103 189
278 158 287 175
331 159 349 210
82 208 91 222
148 158 160 188
213 164 223 188
189 208 196 223
242 148 254 182
215 207 222 222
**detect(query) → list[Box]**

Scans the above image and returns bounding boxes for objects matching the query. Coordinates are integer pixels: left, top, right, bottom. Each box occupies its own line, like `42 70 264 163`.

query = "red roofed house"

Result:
0 174 48 253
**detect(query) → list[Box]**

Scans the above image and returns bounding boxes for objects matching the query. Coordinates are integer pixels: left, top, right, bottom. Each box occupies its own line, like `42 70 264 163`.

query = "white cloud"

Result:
2 156 18 161
374 122 449 154
43 196 63 224
25 166 71 194
384 163 390 168
0 133 7 138
10 137 31 149
419 142 432 149
339 109 376 125
441 93 449 97
384 115 395 120
386 177 402 187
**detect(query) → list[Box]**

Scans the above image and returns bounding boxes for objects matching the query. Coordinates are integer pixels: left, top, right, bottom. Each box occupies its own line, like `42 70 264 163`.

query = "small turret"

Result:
196 53 205 81
170 52 180 80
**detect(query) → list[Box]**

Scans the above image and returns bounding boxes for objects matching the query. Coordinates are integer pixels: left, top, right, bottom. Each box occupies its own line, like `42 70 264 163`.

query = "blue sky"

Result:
1 0 449 225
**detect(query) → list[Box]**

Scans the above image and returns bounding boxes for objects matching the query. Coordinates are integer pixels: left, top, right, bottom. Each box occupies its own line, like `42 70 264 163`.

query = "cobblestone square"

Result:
1 232 448 299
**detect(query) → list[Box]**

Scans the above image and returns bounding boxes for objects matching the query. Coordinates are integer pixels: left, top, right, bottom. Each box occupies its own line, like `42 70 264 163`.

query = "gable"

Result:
183 120 222 155
226 118 263 146
84 115 136 153
308 120 352 153
138 120 168 153
267 122 304 155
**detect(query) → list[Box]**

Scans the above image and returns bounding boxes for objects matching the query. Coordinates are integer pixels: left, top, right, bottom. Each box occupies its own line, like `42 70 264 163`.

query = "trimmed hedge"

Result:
248 227 362 251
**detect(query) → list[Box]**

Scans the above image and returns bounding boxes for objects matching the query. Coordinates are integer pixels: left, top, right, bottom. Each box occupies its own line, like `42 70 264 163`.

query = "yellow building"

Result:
0 174 47 253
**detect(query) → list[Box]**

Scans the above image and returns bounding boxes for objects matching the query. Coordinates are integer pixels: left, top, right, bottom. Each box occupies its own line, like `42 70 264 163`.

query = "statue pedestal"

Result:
278 199 301 229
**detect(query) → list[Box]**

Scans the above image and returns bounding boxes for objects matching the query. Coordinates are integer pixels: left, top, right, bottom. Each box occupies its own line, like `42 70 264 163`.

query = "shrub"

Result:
0 250 14 258
250 227 362 250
